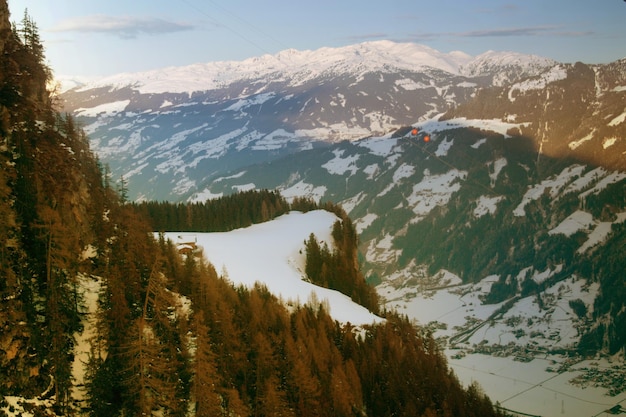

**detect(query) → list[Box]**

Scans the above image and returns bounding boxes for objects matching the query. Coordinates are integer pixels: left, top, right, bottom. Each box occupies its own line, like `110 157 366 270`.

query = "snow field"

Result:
165 210 382 326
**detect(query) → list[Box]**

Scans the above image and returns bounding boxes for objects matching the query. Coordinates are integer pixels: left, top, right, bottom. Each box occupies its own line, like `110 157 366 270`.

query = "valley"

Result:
59 40 626 416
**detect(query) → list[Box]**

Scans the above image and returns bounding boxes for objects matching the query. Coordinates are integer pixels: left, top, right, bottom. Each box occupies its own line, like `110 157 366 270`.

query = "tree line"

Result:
131 189 290 232
134 191 381 314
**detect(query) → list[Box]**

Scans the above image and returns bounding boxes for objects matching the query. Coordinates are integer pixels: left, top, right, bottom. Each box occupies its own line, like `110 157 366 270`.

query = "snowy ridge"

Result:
461 50 558 85
165 211 382 326
68 41 549 95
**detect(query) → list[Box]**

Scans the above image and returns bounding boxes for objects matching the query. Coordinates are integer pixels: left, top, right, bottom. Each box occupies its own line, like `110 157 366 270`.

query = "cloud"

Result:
459 26 561 38
51 15 195 39
409 25 593 42
343 32 388 42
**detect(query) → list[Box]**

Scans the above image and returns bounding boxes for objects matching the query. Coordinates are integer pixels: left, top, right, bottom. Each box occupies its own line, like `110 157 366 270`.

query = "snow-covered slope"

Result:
164 210 382 326
68 41 475 95
61 41 562 202
461 50 557 86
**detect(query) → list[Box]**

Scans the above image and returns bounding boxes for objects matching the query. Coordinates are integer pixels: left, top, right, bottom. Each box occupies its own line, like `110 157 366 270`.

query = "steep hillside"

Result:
445 60 626 170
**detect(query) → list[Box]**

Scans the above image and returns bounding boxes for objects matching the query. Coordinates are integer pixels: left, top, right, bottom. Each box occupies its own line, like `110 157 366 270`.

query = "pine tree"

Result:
37 202 81 410
191 311 223 416
117 175 129 204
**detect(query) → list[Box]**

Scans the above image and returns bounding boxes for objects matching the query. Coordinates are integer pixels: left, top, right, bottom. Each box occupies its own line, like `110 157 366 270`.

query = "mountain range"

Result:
60 40 626 414
60 40 563 202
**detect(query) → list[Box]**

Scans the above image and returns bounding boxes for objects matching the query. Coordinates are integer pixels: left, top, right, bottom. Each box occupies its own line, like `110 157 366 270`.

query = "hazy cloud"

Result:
409 25 592 42
460 26 562 37
343 32 388 42
51 15 195 39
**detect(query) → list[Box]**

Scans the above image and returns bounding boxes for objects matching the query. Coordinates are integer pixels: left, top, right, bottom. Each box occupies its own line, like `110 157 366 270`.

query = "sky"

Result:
6 0 626 78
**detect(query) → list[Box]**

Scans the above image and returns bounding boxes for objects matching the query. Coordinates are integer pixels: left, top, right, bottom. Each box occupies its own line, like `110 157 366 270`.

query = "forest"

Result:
0 3 506 416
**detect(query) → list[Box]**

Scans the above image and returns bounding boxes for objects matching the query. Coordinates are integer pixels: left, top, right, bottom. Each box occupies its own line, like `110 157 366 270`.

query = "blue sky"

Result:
7 0 626 77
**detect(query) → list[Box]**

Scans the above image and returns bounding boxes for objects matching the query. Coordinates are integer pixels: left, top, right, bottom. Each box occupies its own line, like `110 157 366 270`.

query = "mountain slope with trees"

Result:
0 2 507 416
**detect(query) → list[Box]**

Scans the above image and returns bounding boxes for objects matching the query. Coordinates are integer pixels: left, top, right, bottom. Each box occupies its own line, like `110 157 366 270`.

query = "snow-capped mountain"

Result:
460 49 558 86
59 41 626 415
62 39 626 357
60 41 556 201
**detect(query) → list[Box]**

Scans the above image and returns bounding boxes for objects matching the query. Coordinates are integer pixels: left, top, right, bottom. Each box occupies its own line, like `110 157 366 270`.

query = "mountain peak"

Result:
461 50 558 85
64 41 549 95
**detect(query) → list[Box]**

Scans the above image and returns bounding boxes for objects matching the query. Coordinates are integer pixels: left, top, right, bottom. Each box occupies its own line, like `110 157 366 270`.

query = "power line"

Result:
177 0 287 67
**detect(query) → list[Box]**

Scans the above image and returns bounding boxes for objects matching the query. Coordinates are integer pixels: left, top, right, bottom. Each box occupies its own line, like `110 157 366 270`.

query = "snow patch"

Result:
434 136 454 156
395 78 431 90
355 212 378 234
232 183 256 192
474 195 504 217
569 131 594 150
280 180 327 202
577 214 626 253
488 157 507 186
579 170 626 199
75 100 130 117
363 163 379 179
357 135 399 156
189 188 223 202
225 93 275 112
513 165 586 216
549 210 594 237
392 163 415 182
322 149 360 175
471 138 487 149
417 115 521 138
507 65 568 101
603 137 618 149
406 169 467 222
608 109 626 126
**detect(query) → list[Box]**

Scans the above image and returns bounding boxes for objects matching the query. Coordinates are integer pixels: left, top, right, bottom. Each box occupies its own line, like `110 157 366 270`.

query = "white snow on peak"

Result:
71 41 480 95
461 50 557 80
